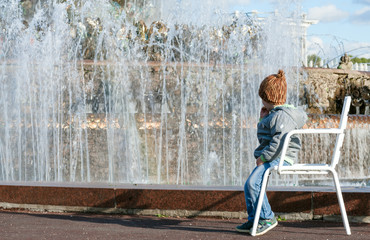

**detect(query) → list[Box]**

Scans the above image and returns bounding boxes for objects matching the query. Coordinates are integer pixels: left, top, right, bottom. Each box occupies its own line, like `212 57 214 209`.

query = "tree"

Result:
348 55 370 64
307 54 322 66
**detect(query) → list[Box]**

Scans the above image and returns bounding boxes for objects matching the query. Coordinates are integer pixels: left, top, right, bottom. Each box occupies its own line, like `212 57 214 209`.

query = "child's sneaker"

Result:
254 218 278 236
235 221 253 233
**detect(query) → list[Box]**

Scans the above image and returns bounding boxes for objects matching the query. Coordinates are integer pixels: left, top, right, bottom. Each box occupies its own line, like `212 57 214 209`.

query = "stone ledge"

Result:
0 185 368 223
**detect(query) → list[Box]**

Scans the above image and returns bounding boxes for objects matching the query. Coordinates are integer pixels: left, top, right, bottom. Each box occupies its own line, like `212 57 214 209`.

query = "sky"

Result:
226 0 370 62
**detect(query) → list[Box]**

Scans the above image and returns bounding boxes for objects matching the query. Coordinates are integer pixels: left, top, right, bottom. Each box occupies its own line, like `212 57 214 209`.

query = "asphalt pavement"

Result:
0 210 368 240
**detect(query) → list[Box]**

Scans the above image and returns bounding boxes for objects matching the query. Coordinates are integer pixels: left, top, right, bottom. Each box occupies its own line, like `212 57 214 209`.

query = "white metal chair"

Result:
251 96 352 236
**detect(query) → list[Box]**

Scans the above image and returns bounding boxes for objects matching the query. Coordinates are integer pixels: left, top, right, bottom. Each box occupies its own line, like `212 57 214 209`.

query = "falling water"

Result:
0 0 368 187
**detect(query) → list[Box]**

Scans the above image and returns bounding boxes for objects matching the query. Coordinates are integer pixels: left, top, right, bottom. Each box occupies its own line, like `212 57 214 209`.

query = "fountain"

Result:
0 0 369 188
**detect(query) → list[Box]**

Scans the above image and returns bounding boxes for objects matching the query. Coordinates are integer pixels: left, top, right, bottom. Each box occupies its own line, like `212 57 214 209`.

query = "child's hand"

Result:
260 107 269 119
256 157 264 166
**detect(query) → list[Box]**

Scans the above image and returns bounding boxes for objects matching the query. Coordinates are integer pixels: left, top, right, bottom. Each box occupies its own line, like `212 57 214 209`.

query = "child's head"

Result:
258 69 287 106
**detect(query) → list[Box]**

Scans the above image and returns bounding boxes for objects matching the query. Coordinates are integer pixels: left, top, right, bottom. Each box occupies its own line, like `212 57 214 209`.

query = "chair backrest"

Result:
331 96 351 167
338 96 352 131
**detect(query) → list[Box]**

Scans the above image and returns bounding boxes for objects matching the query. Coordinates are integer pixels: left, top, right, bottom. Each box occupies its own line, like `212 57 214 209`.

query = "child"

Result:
236 69 307 236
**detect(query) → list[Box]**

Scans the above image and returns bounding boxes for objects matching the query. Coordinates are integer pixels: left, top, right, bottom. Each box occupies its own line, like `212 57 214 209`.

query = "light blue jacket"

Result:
254 104 308 165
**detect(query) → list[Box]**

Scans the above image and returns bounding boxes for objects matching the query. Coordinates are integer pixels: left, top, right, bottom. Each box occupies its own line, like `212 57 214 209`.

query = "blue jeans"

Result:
244 158 289 221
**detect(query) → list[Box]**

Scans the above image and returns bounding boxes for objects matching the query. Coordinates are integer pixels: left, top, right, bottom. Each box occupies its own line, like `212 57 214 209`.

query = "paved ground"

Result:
0 210 368 240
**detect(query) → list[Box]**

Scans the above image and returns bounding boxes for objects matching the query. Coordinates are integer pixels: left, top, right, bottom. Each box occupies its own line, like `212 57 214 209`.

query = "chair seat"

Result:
277 164 332 174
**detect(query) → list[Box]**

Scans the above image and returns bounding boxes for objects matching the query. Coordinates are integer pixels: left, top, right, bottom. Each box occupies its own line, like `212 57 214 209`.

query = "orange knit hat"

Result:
258 69 287 105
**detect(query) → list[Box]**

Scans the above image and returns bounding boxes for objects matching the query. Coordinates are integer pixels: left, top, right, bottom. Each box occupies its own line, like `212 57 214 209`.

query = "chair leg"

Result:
331 170 351 235
250 167 272 236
